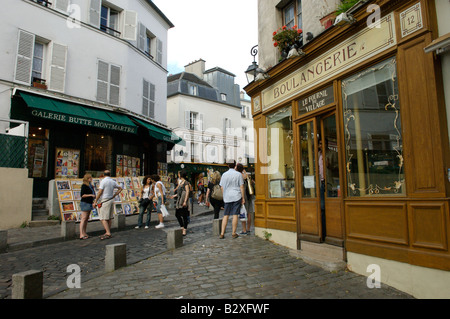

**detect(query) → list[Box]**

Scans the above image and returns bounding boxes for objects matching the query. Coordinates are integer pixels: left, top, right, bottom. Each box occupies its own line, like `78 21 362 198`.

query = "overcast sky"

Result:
152 0 258 93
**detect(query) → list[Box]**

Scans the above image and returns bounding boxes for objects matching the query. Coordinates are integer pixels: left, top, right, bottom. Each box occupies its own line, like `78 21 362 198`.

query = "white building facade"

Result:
0 0 177 198
166 60 252 180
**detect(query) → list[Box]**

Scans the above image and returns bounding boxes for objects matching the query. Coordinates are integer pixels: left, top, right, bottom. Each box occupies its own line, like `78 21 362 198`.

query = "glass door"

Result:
298 112 343 244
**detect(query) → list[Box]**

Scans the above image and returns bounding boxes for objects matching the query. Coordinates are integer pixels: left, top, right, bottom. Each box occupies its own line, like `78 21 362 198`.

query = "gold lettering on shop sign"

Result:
262 12 396 111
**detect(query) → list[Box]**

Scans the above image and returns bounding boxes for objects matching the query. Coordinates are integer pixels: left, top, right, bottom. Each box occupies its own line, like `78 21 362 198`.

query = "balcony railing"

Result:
30 0 52 7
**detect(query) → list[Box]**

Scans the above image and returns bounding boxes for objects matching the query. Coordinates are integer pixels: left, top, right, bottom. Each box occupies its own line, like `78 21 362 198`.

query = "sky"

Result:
151 0 258 93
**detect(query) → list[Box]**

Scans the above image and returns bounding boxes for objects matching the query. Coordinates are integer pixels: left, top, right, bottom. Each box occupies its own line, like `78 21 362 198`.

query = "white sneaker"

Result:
155 223 165 229
145 226 149 229
135 226 140 229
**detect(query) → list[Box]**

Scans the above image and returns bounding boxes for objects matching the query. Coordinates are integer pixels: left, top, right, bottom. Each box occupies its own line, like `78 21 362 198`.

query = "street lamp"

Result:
245 45 259 83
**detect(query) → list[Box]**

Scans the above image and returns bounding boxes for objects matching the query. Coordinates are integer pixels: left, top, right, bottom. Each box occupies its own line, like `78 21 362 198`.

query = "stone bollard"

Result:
61 220 76 240
213 218 223 236
12 270 43 299
167 228 183 250
105 243 127 272
113 214 126 230
0 230 7 253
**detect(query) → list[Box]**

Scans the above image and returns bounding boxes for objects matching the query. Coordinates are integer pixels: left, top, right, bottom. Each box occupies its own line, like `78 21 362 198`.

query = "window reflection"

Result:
342 58 405 196
267 106 295 198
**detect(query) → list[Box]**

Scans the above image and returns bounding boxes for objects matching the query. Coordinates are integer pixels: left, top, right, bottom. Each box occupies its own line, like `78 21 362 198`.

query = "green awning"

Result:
133 118 185 146
19 92 138 134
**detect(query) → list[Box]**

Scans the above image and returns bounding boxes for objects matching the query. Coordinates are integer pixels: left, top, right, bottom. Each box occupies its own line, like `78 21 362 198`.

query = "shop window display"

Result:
342 58 405 196
28 127 49 178
266 106 295 198
84 132 112 177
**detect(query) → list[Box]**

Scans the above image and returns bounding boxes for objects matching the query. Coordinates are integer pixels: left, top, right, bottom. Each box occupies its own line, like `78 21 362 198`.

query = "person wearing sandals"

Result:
152 174 167 229
93 170 123 240
135 176 154 229
79 173 95 240
170 170 190 236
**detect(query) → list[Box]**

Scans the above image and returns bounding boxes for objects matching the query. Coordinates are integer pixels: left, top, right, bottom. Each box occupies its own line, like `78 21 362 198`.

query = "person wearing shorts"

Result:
219 160 245 239
93 170 122 240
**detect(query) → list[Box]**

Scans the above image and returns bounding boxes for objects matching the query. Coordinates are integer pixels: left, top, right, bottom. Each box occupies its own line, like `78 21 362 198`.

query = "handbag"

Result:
247 177 254 196
211 184 223 201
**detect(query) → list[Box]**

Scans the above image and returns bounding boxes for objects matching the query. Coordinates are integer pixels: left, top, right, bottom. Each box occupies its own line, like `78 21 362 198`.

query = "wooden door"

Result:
297 112 344 245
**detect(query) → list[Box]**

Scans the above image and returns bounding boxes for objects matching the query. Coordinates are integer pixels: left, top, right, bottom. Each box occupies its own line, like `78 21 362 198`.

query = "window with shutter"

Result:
53 0 70 13
123 11 137 41
14 30 35 85
156 38 163 64
109 65 121 106
89 0 101 28
142 79 155 118
48 43 67 92
96 60 109 103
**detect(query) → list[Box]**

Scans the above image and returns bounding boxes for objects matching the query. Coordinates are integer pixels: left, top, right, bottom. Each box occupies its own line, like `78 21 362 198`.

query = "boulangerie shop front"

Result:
245 0 450 292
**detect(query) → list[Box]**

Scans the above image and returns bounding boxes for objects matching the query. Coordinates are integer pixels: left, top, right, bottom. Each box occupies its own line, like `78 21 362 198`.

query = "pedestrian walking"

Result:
205 171 224 219
152 174 166 229
93 170 123 240
197 173 205 206
79 173 95 240
236 164 255 235
135 175 154 229
219 160 245 239
171 170 190 236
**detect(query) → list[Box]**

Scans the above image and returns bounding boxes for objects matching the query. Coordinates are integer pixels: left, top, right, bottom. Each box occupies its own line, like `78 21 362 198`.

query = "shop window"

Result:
342 57 405 197
266 106 295 198
84 132 112 177
28 127 49 178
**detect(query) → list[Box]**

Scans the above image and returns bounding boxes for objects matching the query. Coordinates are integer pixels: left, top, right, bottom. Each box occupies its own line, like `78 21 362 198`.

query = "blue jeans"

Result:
137 199 152 227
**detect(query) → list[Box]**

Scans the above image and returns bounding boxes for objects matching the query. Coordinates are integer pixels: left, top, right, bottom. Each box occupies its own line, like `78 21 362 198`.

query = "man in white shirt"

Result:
219 160 245 239
93 170 122 239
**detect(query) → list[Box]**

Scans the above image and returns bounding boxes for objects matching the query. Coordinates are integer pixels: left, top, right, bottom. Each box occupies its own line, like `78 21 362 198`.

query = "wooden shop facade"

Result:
244 0 450 275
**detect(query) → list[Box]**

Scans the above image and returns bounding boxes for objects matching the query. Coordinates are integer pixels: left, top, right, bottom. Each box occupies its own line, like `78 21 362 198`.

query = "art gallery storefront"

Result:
10 89 182 198
245 0 450 296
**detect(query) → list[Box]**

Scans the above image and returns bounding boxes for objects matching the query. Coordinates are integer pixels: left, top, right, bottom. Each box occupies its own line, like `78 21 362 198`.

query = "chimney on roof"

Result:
184 59 206 79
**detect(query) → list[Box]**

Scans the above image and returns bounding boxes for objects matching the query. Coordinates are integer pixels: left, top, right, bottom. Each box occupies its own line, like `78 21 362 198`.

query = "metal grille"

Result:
0 134 28 168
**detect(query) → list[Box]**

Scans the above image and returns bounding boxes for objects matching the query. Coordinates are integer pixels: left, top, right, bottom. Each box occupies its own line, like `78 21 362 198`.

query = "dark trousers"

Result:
210 198 223 219
176 207 189 229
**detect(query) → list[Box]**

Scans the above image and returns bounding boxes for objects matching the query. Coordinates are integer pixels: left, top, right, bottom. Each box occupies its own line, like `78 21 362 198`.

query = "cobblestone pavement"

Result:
0 212 214 299
49 228 413 301
1 205 414 301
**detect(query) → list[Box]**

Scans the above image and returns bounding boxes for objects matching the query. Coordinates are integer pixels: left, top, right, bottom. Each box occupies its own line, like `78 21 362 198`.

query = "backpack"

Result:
211 184 223 201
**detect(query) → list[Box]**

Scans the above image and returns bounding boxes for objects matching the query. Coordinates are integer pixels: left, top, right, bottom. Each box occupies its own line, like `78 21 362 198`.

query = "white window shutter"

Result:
14 30 35 85
156 38 163 64
137 23 146 51
199 113 204 132
96 60 109 103
53 0 70 13
48 43 67 92
149 83 155 118
142 79 149 116
89 0 101 28
185 111 190 129
109 65 121 106
123 11 137 41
